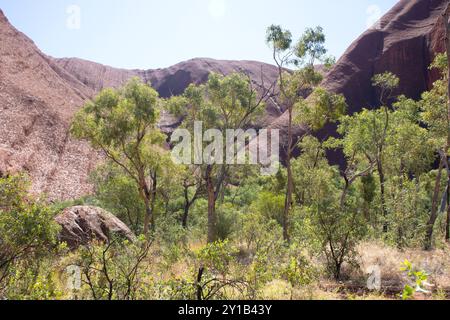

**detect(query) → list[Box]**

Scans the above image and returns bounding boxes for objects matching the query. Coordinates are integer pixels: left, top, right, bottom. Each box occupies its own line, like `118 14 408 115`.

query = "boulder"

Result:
55 206 136 249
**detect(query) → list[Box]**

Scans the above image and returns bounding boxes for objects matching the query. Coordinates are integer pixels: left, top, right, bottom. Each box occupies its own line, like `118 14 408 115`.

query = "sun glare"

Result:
208 0 226 19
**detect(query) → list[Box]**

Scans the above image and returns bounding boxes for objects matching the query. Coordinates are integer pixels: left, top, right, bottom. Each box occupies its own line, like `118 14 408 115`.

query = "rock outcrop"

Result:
322 0 447 112
55 206 136 249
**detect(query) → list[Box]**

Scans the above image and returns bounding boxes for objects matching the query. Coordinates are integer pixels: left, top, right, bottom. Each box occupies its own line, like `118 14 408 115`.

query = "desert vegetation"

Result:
2 8 450 301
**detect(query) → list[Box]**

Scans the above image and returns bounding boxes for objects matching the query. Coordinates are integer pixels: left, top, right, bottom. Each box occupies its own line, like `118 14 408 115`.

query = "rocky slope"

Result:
270 0 448 164
323 0 447 112
0 8 98 200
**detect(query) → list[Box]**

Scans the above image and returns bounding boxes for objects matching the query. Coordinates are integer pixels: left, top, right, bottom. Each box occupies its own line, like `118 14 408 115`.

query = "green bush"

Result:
0 174 60 296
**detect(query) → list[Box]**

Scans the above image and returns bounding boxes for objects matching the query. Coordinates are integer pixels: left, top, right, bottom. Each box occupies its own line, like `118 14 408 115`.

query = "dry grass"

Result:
358 241 450 289
113 239 450 300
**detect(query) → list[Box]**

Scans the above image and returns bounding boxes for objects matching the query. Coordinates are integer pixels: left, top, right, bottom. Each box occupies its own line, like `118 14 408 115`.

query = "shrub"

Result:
0 174 60 296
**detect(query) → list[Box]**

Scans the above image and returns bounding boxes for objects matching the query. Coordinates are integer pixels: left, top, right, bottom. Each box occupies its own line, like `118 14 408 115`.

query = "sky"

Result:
0 0 398 70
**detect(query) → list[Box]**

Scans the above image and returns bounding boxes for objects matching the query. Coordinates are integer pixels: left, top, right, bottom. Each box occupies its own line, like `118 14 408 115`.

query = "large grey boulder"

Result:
55 206 136 249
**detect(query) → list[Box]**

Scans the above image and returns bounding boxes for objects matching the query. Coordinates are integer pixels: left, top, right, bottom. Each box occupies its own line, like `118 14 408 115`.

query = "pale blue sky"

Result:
0 0 398 69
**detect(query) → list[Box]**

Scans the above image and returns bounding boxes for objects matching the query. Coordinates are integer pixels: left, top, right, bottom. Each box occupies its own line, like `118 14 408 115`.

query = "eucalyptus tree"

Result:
170 72 270 243
71 77 171 235
291 137 367 280
265 25 345 242
371 72 400 232
422 53 450 249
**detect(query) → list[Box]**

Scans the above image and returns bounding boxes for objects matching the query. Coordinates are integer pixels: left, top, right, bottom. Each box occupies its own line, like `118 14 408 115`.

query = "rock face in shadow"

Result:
322 0 447 113
270 0 448 164
55 206 136 249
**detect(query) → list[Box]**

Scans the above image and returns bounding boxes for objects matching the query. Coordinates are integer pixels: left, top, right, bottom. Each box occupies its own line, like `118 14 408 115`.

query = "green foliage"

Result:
400 259 430 300
5 259 63 300
296 86 347 130
337 108 387 163
323 56 336 70
74 237 152 300
0 174 60 296
182 72 265 131
360 174 376 205
421 77 448 148
0 173 29 210
333 74 439 246
173 71 268 243
90 164 145 234
420 53 448 147
71 77 173 234
279 248 317 300
215 204 238 241
71 77 161 149
386 97 434 176
197 240 238 276
291 137 367 279
308 172 367 279
384 177 430 248
429 53 448 75
194 240 252 300
265 25 292 52
241 211 282 250
252 191 285 225
372 72 400 92
294 26 327 66
265 23 345 245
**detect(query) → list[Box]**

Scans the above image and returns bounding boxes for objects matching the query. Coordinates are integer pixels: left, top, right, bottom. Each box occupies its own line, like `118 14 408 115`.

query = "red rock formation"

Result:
52 57 282 124
323 0 447 112
0 8 99 200
270 0 448 164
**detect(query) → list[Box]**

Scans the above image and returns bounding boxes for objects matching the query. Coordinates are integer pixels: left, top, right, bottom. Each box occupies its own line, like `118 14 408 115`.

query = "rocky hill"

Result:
325 0 446 112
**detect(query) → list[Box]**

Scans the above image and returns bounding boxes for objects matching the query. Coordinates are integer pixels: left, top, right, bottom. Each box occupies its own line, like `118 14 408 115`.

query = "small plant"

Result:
400 259 431 300
195 240 249 300
197 240 238 276
281 254 315 300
